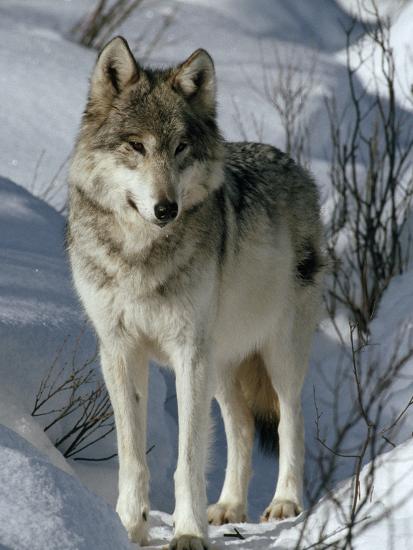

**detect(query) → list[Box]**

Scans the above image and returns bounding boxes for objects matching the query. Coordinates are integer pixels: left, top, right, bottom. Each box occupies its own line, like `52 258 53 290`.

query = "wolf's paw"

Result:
116 498 149 545
169 535 209 550
207 502 246 525
260 498 302 522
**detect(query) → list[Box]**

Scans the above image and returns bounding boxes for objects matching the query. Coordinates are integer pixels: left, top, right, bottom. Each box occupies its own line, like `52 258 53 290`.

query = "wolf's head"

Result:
73 37 223 227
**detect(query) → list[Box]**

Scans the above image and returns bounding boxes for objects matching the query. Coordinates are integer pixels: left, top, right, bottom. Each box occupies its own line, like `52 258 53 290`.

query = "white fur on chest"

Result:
73 253 218 365
73 223 294 372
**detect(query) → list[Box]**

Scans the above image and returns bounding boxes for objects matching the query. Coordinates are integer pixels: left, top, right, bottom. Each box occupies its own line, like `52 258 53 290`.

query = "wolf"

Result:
67 36 325 550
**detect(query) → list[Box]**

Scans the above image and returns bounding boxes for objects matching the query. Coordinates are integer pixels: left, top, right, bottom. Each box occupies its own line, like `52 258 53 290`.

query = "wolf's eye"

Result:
129 141 145 155
175 142 187 156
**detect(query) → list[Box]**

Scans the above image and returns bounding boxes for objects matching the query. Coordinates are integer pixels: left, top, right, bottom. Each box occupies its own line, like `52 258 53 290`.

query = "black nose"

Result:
154 200 178 223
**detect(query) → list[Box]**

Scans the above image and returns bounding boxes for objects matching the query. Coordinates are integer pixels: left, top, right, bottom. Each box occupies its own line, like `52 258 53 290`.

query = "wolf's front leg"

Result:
100 345 150 545
171 350 213 550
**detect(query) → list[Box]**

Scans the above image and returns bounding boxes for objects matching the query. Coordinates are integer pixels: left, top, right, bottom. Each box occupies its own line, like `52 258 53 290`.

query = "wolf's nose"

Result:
154 200 178 223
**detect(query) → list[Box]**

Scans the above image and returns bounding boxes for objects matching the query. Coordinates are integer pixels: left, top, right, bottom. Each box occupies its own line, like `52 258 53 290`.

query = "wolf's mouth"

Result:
154 220 169 228
127 195 139 213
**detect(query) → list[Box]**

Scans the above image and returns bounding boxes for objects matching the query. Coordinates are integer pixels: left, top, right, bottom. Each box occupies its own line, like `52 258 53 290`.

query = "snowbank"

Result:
0 175 83 405
0 424 132 550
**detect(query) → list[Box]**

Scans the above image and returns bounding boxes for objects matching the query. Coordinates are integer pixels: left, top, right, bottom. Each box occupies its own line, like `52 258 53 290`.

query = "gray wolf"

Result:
67 36 325 550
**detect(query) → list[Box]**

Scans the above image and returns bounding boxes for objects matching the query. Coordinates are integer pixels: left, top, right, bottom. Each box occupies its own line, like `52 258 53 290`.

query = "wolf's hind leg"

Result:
260 322 308 522
208 373 254 525
100 344 150 544
261 284 321 522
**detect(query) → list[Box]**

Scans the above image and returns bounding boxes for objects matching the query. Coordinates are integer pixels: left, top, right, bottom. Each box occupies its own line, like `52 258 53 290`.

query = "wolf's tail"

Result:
238 353 280 455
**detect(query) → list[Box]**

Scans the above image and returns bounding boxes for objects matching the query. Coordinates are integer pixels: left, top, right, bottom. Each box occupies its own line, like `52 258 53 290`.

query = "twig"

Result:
223 527 245 540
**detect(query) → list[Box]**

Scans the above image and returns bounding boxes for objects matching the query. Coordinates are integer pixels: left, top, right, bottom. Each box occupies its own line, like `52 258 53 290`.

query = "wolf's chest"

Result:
104 267 196 343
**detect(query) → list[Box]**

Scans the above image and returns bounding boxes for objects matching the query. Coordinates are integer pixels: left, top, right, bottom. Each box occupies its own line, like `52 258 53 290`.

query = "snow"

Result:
0 175 84 414
0 424 132 550
0 390 74 475
144 439 413 549
1 0 413 548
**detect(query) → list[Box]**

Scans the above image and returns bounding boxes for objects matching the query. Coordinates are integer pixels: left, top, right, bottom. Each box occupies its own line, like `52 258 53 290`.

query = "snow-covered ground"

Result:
1 0 413 548
146 438 413 549
0 424 132 550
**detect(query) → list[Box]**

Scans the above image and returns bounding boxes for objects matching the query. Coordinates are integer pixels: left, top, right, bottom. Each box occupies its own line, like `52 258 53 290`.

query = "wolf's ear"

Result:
172 49 216 110
89 36 139 107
